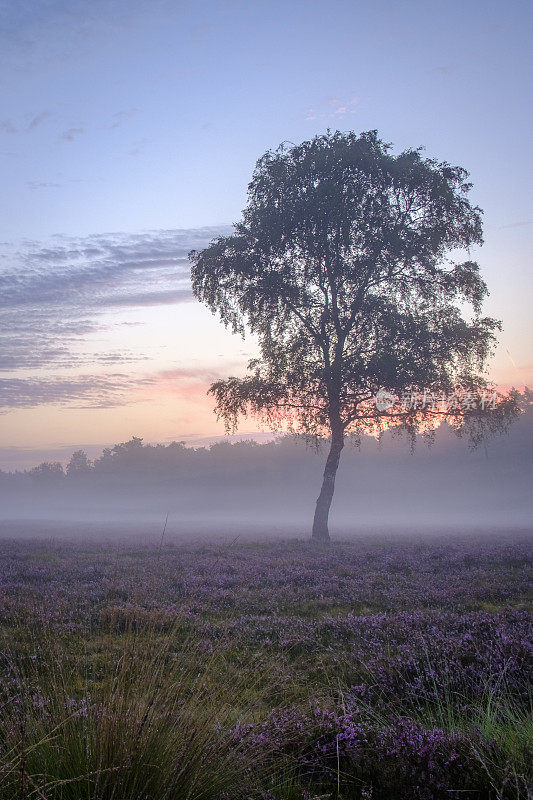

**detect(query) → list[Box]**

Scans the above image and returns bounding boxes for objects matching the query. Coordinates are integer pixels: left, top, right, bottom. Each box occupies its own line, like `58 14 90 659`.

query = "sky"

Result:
0 0 532 469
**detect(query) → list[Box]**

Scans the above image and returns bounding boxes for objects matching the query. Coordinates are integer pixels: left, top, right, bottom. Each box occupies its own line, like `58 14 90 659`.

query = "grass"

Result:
0 619 263 799
0 534 530 799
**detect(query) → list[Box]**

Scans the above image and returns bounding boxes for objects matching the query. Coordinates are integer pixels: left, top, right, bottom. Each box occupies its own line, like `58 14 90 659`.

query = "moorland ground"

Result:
0 525 531 799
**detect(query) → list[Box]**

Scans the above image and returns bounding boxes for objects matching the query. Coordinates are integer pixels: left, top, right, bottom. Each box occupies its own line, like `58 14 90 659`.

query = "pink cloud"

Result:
304 95 359 121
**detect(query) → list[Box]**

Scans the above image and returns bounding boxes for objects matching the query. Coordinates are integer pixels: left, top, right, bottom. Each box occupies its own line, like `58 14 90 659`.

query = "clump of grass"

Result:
343 649 533 800
0 616 262 799
420 685 533 799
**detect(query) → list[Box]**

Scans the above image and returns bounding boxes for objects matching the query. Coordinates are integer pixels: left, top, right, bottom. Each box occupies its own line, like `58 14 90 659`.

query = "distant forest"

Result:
1 401 531 528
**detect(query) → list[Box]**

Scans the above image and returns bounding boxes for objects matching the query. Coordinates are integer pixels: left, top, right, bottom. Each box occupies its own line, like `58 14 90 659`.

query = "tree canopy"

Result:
190 130 517 540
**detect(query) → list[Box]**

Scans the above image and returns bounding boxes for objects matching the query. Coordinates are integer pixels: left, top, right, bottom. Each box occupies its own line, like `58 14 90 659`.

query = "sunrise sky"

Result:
1 0 531 468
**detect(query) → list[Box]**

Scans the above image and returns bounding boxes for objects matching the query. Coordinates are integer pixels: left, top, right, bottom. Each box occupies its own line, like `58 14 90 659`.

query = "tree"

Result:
66 449 92 476
190 130 517 542
28 461 64 481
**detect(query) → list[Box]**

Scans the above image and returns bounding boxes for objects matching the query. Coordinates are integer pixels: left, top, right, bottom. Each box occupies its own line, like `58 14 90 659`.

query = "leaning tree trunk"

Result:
311 422 344 542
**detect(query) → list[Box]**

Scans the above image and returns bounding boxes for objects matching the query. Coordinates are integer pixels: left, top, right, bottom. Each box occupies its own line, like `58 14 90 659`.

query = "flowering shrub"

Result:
0 532 530 798
237 705 527 799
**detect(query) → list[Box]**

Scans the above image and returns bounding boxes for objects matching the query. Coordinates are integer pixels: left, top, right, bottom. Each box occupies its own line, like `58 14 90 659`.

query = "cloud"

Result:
0 225 230 376
61 127 84 141
0 119 16 134
127 137 149 156
329 97 358 117
26 181 62 189
108 108 139 130
99 288 194 307
304 96 359 121
1 110 53 137
0 373 155 411
498 219 533 229
157 367 224 382
0 1 181 75
0 364 227 412
26 110 53 131
430 64 457 76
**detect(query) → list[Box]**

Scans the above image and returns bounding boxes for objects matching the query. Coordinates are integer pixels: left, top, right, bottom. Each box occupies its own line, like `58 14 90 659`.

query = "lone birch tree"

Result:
189 130 514 541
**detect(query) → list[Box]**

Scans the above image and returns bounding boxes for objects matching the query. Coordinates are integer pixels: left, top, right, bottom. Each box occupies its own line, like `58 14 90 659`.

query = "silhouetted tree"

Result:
66 450 92 476
95 437 145 471
28 461 64 481
190 131 517 541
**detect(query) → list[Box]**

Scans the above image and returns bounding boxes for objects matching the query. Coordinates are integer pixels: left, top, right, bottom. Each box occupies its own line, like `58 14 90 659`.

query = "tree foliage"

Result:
190 131 504 436
189 131 519 538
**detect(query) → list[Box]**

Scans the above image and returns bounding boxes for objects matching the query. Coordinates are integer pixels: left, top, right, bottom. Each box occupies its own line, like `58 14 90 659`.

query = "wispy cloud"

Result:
0 226 229 378
429 64 458 76
108 108 139 130
61 126 84 141
0 119 17 134
26 110 53 131
0 1 180 74
99 288 194 307
498 219 533 229
304 95 359 122
127 137 149 156
0 373 155 411
0 364 227 412
26 181 62 189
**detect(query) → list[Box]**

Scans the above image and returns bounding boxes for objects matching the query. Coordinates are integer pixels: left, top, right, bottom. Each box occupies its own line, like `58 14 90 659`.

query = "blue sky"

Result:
0 0 532 466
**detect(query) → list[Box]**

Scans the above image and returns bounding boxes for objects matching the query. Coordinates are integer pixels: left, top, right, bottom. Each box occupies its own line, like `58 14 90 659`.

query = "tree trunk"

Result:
311 423 344 542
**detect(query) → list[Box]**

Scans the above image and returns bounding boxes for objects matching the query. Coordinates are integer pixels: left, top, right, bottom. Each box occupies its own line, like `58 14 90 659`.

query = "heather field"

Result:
0 529 531 799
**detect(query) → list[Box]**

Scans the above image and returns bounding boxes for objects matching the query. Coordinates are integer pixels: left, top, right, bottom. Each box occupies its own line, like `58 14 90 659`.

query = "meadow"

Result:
0 529 531 799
